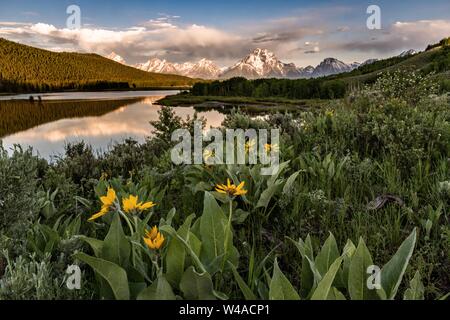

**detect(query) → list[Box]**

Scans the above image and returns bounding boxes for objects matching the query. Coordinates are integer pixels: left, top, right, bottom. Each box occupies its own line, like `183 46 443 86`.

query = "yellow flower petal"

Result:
215 179 247 197
139 201 156 211
100 187 116 207
88 206 109 221
144 226 164 250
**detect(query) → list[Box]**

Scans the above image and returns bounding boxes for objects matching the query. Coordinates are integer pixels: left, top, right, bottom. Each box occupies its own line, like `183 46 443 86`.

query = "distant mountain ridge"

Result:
119 47 419 80
135 58 221 79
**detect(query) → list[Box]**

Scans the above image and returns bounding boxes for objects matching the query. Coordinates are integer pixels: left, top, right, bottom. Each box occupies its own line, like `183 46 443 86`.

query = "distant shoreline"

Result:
0 86 190 97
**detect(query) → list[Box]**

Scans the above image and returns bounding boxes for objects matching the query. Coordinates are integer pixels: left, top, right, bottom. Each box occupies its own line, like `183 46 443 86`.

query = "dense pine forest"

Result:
0 38 195 93
192 77 347 99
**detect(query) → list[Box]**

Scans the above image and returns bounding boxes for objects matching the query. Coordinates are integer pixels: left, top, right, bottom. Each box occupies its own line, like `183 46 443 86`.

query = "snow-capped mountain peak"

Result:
135 58 178 74
312 57 352 77
135 57 221 79
106 52 126 65
185 59 221 79
221 48 298 79
398 49 418 57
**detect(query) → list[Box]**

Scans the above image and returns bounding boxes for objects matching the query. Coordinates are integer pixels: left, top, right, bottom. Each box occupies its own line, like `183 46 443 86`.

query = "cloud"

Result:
305 46 320 54
337 26 350 32
0 20 249 64
1 11 448 68
328 19 450 54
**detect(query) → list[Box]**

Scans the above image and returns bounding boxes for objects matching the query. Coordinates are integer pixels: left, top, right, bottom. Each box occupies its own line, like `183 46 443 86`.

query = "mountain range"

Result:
135 58 222 79
108 48 419 80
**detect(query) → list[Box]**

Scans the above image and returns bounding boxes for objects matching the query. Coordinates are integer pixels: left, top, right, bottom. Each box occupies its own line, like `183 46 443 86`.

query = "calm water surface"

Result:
0 91 224 160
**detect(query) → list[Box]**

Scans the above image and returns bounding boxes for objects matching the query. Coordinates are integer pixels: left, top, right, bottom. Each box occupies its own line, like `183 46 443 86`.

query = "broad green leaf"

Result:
256 179 284 209
129 282 147 300
341 239 356 287
188 231 202 258
101 212 131 268
160 225 207 274
269 259 300 300
315 233 340 276
229 263 257 300
74 252 130 300
380 228 417 300
282 171 300 194
180 266 216 300
287 235 315 297
403 271 424 300
311 256 343 300
267 161 290 186
137 275 176 300
199 192 231 267
165 214 195 288
327 287 346 300
77 236 103 257
348 238 379 300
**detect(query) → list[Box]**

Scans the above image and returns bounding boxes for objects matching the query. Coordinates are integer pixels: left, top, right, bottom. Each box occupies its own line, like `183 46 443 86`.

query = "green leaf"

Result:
348 238 379 300
165 214 195 288
180 266 216 300
74 252 130 300
137 275 176 300
101 212 131 268
282 171 300 194
77 236 103 257
160 225 207 274
341 239 356 288
327 287 346 300
380 228 417 300
311 256 343 300
229 263 257 300
269 258 300 300
403 271 424 300
256 179 284 209
199 192 231 267
267 161 290 186
315 232 340 276
129 282 147 300
287 235 315 297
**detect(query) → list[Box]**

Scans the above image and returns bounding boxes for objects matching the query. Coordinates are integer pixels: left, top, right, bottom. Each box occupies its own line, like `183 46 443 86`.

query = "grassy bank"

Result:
158 92 329 108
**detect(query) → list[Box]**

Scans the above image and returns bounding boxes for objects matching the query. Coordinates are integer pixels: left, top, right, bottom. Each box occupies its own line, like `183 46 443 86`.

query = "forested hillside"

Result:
0 38 195 93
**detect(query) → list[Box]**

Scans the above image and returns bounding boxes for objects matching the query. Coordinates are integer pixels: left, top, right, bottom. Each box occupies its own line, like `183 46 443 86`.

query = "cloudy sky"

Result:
1 0 450 67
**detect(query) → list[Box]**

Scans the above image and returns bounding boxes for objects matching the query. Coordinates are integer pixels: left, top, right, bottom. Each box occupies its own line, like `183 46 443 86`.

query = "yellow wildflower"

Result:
215 179 247 197
245 139 256 153
143 226 165 250
122 194 156 213
100 187 116 207
88 187 116 221
264 143 279 153
203 149 215 162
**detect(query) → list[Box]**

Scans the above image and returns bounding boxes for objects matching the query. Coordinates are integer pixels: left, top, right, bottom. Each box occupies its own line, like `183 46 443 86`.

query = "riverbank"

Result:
157 93 330 111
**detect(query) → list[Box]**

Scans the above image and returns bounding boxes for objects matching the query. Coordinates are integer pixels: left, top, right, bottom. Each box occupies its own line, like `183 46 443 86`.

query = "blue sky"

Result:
1 0 449 66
